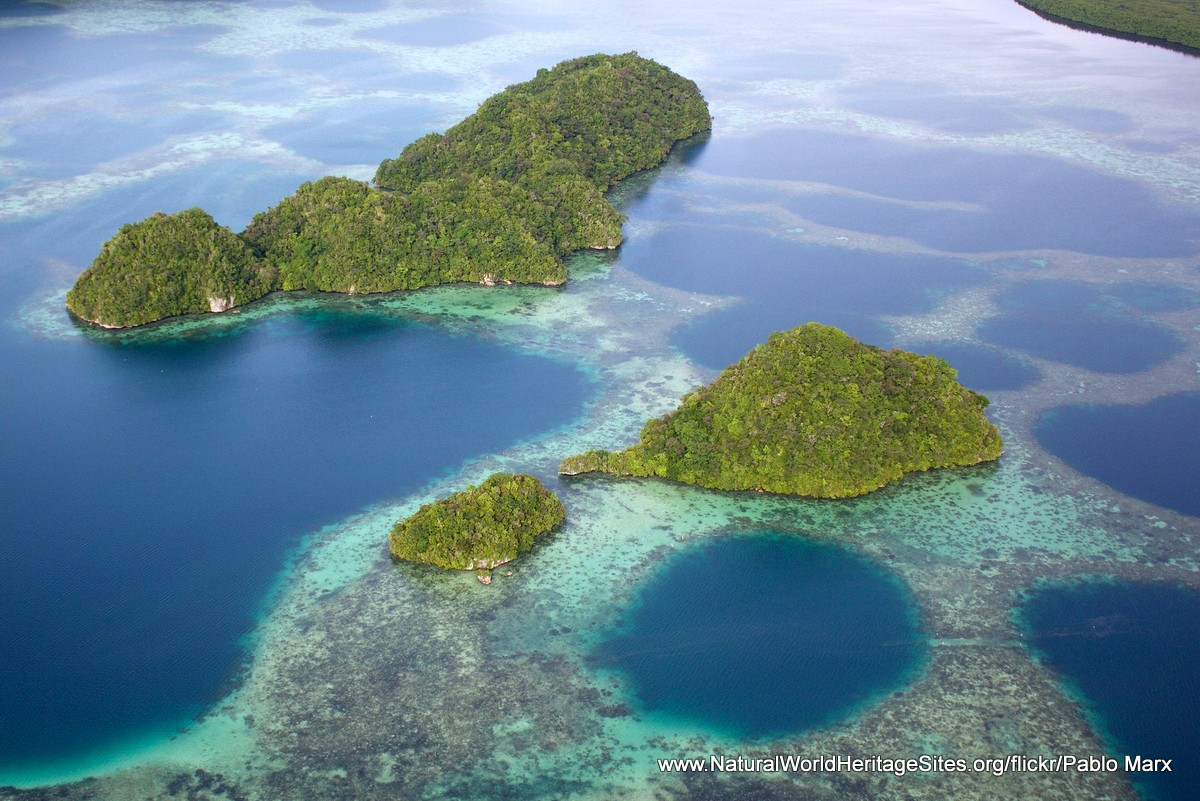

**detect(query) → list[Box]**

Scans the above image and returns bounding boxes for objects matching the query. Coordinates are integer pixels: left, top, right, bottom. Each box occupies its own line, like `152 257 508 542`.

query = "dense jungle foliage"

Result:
389 473 567 570
65 53 710 328
241 175 568 292
374 52 713 192
560 323 1004 498
1016 0 1200 51
65 209 274 328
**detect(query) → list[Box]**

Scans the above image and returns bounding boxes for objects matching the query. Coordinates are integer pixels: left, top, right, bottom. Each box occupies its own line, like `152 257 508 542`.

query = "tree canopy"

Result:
389 473 566 570
560 323 1004 498
66 53 711 328
65 209 275 329
241 175 569 293
374 52 713 192
1016 0 1200 53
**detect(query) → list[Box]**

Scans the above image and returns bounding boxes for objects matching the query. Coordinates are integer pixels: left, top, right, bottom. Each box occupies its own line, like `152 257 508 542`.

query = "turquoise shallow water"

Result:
1 0 1199 798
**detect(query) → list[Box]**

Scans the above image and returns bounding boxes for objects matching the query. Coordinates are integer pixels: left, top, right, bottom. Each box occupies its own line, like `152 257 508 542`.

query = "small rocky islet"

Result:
402 324 1002 575
388 473 565 575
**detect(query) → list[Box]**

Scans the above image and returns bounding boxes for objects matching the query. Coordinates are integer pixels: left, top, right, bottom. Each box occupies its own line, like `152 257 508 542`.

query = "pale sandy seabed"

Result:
4 0 1200 798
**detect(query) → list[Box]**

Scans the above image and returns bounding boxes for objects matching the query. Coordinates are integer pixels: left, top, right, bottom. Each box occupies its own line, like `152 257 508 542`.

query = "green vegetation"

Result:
65 209 275 329
374 52 714 193
1016 0 1200 52
66 53 711 328
389 473 566 570
560 323 1003 499
242 175 568 293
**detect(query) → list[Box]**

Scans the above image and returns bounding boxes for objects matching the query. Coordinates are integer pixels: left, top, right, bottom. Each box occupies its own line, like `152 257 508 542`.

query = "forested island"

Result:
389 473 566 571
560 323 1003 498
65 53 712 328
1015 0 1200 53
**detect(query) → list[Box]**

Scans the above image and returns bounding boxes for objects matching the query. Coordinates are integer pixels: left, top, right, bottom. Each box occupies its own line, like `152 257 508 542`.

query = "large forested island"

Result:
65 53 712 328
560 323 1003 498
1016 0 1200 52
389 473 566 571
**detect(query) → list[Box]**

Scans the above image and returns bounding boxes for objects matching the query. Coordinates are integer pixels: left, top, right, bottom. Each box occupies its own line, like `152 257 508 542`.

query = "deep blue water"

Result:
0 306 593 773
1020 581 1200 801
0 12 604 776
838 80 1034 134
591 533 925 738
263 102 436 165
1109 281 1200 312
689 130 1200 258
615 220 987 368
355 16 509 46
1035 393 1200 517
621 127 1198 373
979 280 1185 373
920 342 1041 392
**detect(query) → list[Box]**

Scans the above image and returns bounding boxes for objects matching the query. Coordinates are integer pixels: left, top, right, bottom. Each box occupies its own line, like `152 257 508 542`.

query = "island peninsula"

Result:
1015 0 1200 53
561 323 1003 498
389 473 565 572
65 53 712 328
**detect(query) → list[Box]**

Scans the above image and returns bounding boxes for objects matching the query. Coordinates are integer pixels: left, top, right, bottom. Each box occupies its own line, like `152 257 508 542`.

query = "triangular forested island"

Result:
561 323 1004 498
65 53 712 328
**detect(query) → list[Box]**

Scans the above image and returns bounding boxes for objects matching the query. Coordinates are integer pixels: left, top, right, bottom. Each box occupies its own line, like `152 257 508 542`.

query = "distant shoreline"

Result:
1014 0 1200 57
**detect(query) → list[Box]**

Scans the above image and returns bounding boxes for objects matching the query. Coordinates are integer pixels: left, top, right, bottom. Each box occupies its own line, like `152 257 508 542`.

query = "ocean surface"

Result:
0 1 1198 799
1020 581 1200 801
0 303 593 772
591 533 925 738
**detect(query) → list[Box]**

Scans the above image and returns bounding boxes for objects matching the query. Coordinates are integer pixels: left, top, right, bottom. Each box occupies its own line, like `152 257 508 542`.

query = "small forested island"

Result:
389 473 566 571
560 323 1003 498
1015 0 1200 53
66 53 712 328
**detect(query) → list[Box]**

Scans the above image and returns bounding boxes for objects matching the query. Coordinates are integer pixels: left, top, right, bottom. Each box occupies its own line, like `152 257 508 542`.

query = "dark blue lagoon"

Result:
919 342 1041 392
592 533 926 739
979 280 1185 374
688 129 1200 258
0 305 593 776
615 220 987 368
1035 393 1200 517
1019 581 1200 801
